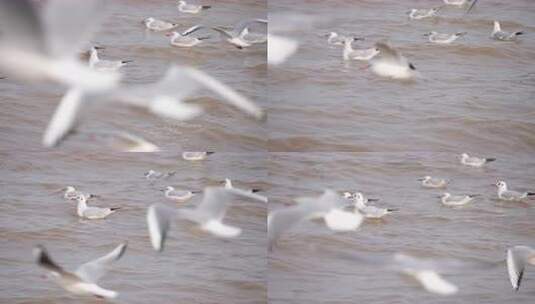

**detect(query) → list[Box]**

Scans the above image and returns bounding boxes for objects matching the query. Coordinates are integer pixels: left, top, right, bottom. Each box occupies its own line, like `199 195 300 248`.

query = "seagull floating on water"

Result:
76 194 119 219
60 186 97 201
166 30 210 47
143 17 179 32
424 31 467 44
33 243 127 299
182 151 214 161
507 245 535 290
343 37 379 61
370 42 418 80
408 8 441 20
460 153 495 167
350 192 397 219
163 186 199 202
212 19 267 49
418 176 448 189
268 190 363 249
439 193 478 206
496 181 535 202
147 187 267 251
88 47 132 72
491 21 523 41
177 0 211 14
325 32 350 46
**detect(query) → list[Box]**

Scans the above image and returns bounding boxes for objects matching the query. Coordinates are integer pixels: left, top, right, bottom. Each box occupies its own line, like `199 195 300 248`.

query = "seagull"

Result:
342 191 379 204
370 42 418 80
496 181 535 201
418 176 448 189
88 47 132 72
268 190 364 248
0 0 120 92
343 37 379 61
60 186 97 201
408 8 441 20
349 192 397 218
182 151 214 161
42 65 266 147
267 34 298 66
165 31 210 47
439 193 478 206
223 178 267 203
212 19 267 49
491 21 523 41
163 186 199 202
142 17 179 32
76 194 119 219
325 32 348 45
460 153 495 167
424 31 467 44
147 187 267 251
144 170 176 181
443 0 473 6
33 243 127 298
177 0 211 14
507 246 535 290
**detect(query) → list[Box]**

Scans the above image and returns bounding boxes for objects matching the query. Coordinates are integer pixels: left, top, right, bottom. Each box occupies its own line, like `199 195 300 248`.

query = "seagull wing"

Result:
507 247 526 290
268 204 310 246
181 24 206 36
234 18 268 36
75 243 127 283
33 245 67 275
147 203 175 251
42 88 84 147
375 42 405 64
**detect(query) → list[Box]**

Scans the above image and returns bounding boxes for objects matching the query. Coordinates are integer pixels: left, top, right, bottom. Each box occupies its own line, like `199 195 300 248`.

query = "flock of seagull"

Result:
1 0 533 300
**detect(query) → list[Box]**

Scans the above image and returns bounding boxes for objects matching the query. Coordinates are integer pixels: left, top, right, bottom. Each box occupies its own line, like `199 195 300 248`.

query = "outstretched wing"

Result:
147 203 175 252
75 242 127 283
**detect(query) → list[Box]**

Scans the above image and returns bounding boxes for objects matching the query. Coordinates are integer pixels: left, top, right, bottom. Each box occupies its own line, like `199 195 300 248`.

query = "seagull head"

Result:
496 181 507 190
163 186 174 192
417 176 431 182
439 193 450 199
64 186 76 192
143 17 154 25
343 192 353 199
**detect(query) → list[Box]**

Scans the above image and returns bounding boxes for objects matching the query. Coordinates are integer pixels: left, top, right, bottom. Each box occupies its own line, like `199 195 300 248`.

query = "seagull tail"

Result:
202 5 211 9
197 36 211 40
251 189 262 193
514 31 524 36
110 207 121 211
456 32 468 37
469 194 481 198
526 192 535 196
367 198 380 202
387 208 399 212
121 60 134 64
485 158 496 162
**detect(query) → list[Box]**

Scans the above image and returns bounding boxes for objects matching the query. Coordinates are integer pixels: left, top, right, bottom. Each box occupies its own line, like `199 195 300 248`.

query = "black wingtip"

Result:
122 60 134 64
368 198 380 202
515 32 524 36
486 158 496 162
527 192 535 196
409 63 416 70
202 5 211 9
387 208 399 212
206 151 215 155
198 36 211 40
110 207 121 211
252 189 262 193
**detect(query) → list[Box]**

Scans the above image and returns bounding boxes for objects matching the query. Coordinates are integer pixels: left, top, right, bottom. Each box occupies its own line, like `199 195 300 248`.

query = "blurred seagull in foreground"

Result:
177 0 211 14
0 0 120 92
88 46 132 72
147 187 267 251
418 176 448 188
143 17 179 32
350 192 397 218
343 37 379 61
268 34 298 66
460 153 495 167
224 178 267 203
507 246 535 290
212 19 267 49
182 151 214 161
144 170 176 181
424 31 467 44
42 65 266 147
370 42 418 80
76 194 120 219
439 193 478 206
408 8 441 20
268 190 363 249
491 21 523 41
163 186 199 202
496 181 535 201
33 243 127 298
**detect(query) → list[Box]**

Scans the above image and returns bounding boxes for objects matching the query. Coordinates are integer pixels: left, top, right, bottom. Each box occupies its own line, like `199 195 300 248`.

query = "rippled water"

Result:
1 0 535 303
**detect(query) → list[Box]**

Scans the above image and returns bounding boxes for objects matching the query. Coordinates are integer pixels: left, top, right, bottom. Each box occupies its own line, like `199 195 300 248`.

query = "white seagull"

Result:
268 34 298 66
33 243 127 299
418 176 448 188
143 17 179 32
163 186 199 202
0 0 120 92
177 0 211 14
76 194 119 219
224 178 267 203
507 245 535 290
460 153 495 167
496 181 535 201
343 37 379 61
370 42 418 80
182 151 214 161
439 193 478 206
166 30 210 47
212 19 267 49
268 190 363 248
408 8 441 20
491 21 523 41
350 192 397 218
88 46 132 72
424 31 467 44
147 187 267 251
60 186 97 201
144 170 176 181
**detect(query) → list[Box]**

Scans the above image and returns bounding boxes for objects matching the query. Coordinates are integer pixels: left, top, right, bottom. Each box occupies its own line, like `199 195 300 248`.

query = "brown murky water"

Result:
1 0 535 303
